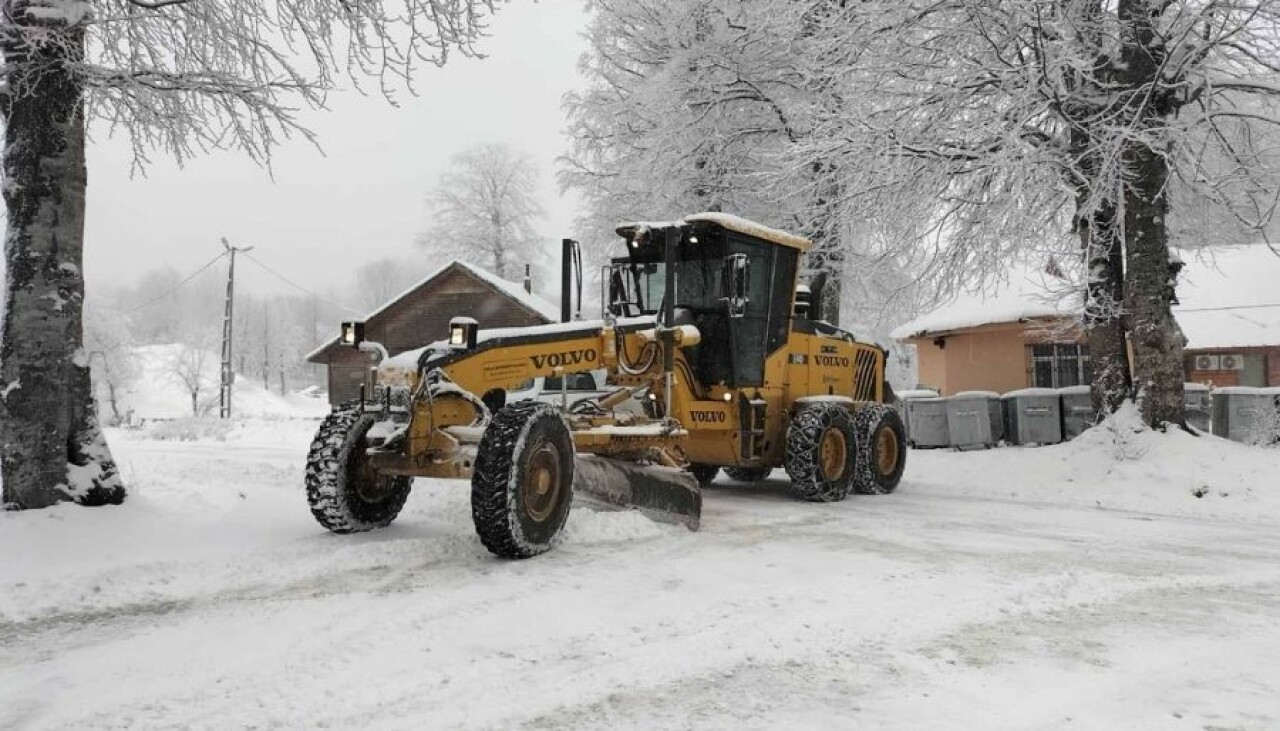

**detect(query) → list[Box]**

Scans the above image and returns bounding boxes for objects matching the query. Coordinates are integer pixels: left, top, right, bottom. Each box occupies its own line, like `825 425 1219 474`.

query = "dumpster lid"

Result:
952 390 1000 399
1002 387 1059 398
1056 385 1092 395
1183 382 1210 392
1214 386 1263 395
898 389 940 400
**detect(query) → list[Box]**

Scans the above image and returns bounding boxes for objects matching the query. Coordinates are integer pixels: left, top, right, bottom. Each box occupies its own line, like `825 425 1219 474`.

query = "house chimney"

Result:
523 264 532 293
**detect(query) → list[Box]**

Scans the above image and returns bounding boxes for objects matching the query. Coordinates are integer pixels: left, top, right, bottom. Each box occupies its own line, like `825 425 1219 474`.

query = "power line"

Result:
1178 302 1280 313
240 251 364 316
123 251 227 315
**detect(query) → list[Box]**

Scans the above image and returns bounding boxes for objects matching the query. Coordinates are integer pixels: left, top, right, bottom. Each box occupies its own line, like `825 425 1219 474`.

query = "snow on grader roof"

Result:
615 212 814 252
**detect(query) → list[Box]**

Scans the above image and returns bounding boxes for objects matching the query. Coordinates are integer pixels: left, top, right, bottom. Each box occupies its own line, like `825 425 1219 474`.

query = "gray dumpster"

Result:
1058 385 1095 440
896 389 940 444
947 391 1003 448
1183 382 1211 432
905 396 949 448
1211 387 1269 442
1001 388 1062 445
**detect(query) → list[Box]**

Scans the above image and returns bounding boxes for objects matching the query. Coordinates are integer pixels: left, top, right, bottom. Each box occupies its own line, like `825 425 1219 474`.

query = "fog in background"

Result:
82 1 590 303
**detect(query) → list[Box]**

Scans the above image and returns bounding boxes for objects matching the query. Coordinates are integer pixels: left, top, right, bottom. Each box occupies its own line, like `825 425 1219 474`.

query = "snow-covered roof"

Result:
615 213 814 252
889 244 1280 349
889 267 1077 340
305 260 559 362
1174 245 1280 349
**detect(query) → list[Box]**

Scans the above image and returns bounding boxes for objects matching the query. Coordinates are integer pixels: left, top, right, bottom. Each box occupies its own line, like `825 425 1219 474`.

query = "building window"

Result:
1031 343 1091 388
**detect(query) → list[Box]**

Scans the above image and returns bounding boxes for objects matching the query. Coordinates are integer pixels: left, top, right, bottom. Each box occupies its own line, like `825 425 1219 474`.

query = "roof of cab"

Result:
615 212 813 253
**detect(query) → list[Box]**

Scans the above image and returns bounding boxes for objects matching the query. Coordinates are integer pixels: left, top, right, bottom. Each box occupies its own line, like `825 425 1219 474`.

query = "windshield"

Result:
606 247 724 317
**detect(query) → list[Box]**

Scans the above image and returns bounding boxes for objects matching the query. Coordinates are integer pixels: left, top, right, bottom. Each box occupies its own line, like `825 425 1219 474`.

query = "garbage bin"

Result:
1183 382 1211 432
946 391 1003 448
1058 385 1095 440
905 396 949 448
1260 387 1280 445
1001 388 1062 445
895 389 940 444
1211 387 1267 442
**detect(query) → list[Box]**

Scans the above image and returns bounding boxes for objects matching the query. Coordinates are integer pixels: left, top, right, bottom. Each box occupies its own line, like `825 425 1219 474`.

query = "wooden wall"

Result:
320 265 551 404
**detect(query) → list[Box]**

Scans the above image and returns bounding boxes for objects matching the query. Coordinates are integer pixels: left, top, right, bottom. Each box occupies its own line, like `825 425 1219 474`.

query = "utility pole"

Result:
219 238 254 419
279 352 286 396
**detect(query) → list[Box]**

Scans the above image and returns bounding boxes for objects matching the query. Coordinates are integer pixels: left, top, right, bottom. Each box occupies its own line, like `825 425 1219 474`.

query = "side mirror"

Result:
720 253 750 318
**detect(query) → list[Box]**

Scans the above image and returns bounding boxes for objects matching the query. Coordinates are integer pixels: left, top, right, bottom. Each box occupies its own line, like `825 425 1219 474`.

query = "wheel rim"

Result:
819 428 847 479
352 432 395 503
523 441 562 523
875 426 899 477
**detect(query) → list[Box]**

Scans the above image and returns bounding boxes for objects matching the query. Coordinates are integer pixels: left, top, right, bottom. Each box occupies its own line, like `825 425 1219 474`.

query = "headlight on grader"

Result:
449 317 479 351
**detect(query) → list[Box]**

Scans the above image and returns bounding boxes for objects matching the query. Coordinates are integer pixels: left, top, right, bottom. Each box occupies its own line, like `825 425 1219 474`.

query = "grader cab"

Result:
305 213 906 558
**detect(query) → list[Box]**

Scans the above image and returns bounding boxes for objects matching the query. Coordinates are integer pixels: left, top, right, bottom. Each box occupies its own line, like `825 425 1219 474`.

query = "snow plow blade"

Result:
573 456 702 531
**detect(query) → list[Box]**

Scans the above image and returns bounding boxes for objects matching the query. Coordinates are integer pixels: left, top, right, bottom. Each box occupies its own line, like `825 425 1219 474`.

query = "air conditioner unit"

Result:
1220 353 1245 371
1194 354 1220 371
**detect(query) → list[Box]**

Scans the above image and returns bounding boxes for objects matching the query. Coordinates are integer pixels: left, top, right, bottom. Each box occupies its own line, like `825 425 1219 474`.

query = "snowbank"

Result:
910 403 1280 522
115 344 329 421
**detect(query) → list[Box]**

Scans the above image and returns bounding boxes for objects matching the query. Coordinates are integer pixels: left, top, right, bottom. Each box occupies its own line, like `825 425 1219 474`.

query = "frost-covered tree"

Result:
803 0 1280 427
169 337 215 417
417 143 545 280
84 302 137 425
562 0 920 328
0 0 501 508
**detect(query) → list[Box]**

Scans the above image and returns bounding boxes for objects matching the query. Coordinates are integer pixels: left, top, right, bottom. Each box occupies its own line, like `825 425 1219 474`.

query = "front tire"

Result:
853 406 907 495
723 466 771 483
471 401 575 559
688 464 720 487
306 402 412 533
784 403 857 502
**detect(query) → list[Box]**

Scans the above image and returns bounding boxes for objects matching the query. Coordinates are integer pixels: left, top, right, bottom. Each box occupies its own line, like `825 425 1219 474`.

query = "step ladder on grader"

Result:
305 213 907 558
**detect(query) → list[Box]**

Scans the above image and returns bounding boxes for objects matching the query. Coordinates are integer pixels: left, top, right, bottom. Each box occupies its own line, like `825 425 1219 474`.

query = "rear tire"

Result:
471 401 575 559
723 466 771 483
688 464 720 487
784 403 857 502
853 406 907 495
306 401 412 533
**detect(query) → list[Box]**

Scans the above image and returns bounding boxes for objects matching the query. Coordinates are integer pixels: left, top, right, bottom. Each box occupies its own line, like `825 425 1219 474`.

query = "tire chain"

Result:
723 466 771 483
784 403 856 502
471 400 572 559
305 400 411 533
852 404 904 495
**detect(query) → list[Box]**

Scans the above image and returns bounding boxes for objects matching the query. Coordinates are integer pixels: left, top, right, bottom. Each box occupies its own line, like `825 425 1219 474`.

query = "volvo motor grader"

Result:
305 213 907 558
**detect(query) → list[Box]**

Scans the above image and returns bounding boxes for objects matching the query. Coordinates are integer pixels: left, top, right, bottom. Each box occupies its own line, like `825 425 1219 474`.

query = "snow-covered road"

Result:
3 423 1279 729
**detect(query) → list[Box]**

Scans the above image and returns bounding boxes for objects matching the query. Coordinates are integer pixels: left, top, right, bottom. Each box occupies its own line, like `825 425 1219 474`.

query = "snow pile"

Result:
910 402 1280 521
118 344 329 421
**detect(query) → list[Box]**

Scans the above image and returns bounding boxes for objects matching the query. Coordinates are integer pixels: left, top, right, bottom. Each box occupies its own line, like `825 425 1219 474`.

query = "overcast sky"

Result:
83 1 591 302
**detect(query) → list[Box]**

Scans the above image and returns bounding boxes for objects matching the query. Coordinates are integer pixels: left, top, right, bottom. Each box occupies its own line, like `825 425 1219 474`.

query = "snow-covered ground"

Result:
107 344 331 422
3 412 1279 729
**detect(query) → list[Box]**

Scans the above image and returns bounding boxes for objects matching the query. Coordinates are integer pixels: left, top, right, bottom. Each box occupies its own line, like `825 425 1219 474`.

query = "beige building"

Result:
892 245 1280 395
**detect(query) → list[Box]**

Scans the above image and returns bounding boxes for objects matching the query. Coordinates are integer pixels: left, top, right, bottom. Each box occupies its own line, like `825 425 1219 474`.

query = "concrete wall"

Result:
909 320 1084 396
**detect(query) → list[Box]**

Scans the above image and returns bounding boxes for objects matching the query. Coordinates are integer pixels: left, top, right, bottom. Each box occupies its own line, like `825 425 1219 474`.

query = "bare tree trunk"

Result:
805 162 843 327
1117 0 1186 429
1 5 125 508
1080 205 1131 416
1122 145 1185 427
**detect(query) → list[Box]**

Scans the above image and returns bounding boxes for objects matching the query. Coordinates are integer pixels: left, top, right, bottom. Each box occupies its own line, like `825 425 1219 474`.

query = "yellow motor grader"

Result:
305 213 906 558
